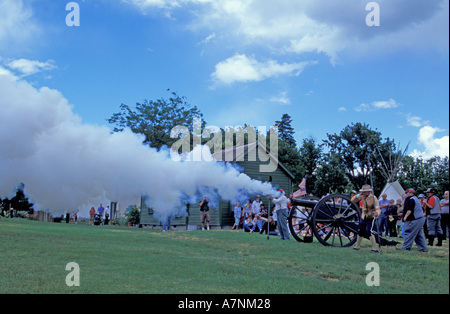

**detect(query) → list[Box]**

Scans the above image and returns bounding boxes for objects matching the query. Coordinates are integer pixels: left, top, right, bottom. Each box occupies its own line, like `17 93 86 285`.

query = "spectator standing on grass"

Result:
232 202 242 230
98 203 105 218
399 188 428 252
162 214 173 232
396 199 403 238
424 188 443 247
440 191 449 240
418 194 429 238
386 199 398 238
89 207 96 225
199 196 211 231
378 193 390 236
269 189 290 241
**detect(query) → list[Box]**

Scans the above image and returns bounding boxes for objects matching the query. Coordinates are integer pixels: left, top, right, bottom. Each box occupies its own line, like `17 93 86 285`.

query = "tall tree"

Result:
108 91 204 150
275 114 296 147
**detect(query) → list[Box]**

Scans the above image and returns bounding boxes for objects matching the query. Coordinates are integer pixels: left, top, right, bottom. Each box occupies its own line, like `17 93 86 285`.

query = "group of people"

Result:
89 203 110 225
352 185 449 253
231 191 293 241
173 186 450 254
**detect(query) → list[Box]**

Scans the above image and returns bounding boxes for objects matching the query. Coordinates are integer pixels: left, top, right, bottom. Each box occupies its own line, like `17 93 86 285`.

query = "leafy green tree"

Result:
322 122 398 193
297 137 322 194
314 152 352 197
399 156 449 195
108 91 204 150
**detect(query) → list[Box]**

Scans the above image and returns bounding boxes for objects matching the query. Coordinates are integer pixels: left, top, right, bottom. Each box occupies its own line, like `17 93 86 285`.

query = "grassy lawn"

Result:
0 218 448 294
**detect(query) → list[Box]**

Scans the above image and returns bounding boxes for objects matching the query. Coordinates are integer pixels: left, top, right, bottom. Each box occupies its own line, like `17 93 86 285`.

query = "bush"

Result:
125 205 140 225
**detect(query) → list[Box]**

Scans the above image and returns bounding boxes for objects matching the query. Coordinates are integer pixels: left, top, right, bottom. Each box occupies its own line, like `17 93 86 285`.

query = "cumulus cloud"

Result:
124 0 449 62
5 59 56 77
212 54 316 85
409 126 449 159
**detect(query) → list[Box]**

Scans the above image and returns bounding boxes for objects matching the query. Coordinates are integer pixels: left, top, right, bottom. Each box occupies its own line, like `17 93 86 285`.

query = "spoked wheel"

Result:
311 194 361 247
288 196 319 242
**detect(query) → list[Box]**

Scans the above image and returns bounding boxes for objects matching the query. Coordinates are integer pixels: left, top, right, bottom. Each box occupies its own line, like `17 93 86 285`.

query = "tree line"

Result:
107 91 449 198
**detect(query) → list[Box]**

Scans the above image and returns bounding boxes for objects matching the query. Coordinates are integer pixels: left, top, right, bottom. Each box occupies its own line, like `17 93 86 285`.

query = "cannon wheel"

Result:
288 196 320 242
311 194 361 247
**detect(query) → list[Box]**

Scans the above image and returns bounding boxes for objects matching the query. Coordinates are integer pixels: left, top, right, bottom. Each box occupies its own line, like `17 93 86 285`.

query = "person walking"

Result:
351 185 380 252
399 188 428 252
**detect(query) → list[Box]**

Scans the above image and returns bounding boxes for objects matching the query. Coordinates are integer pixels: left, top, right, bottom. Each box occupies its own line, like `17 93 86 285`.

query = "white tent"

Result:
379 180 405 201
374 142 409 202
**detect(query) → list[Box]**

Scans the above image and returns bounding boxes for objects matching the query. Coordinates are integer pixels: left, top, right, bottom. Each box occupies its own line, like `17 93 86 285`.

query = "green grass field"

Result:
0 218 448 294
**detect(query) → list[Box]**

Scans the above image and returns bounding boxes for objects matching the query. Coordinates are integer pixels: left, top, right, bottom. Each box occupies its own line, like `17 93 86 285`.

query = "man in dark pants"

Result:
351 185 380 252
400 189 428 252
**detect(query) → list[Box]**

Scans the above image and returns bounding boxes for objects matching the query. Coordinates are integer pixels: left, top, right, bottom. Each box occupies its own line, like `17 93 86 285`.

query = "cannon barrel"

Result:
291 198 318 208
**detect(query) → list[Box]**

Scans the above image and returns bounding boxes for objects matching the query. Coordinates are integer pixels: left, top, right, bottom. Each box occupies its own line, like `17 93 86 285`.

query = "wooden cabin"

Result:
140 142 295 229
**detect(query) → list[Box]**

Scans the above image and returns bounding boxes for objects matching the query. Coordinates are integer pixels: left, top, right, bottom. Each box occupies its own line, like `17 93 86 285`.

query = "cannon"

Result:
288 194 361 247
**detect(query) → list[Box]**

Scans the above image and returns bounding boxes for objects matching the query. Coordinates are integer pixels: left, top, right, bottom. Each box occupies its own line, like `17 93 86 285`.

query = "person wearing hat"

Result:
269 189 290 241
351 184 380 252
400 188 428 252
424 188 444 246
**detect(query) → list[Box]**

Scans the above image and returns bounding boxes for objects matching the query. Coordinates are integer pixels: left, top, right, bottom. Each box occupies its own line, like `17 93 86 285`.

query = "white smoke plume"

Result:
0 68 276 219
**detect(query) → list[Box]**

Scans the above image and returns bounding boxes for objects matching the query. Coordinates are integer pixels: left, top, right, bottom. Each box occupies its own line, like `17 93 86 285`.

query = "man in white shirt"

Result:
270 189 290 241
252 195 262 231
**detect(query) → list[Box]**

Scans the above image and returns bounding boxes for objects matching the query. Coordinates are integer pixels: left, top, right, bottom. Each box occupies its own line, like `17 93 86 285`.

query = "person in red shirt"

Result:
89 207 96 225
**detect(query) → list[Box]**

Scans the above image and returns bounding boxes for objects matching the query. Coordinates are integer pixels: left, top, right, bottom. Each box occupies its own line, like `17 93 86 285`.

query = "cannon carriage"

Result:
288 194 362 247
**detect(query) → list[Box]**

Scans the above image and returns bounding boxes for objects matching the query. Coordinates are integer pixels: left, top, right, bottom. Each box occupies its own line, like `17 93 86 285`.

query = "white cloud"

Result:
5 59 56 77
355 99 400 112
270 91 291 105
338 107 348 112
372 99 399 109
410 126 449 159
0 0 41 50
131 0 448 63
212 54 316 85
405 114 430 128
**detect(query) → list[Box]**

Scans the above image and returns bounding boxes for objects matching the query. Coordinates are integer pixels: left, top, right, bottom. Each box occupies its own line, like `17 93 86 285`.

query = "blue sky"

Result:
1 0 449 159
